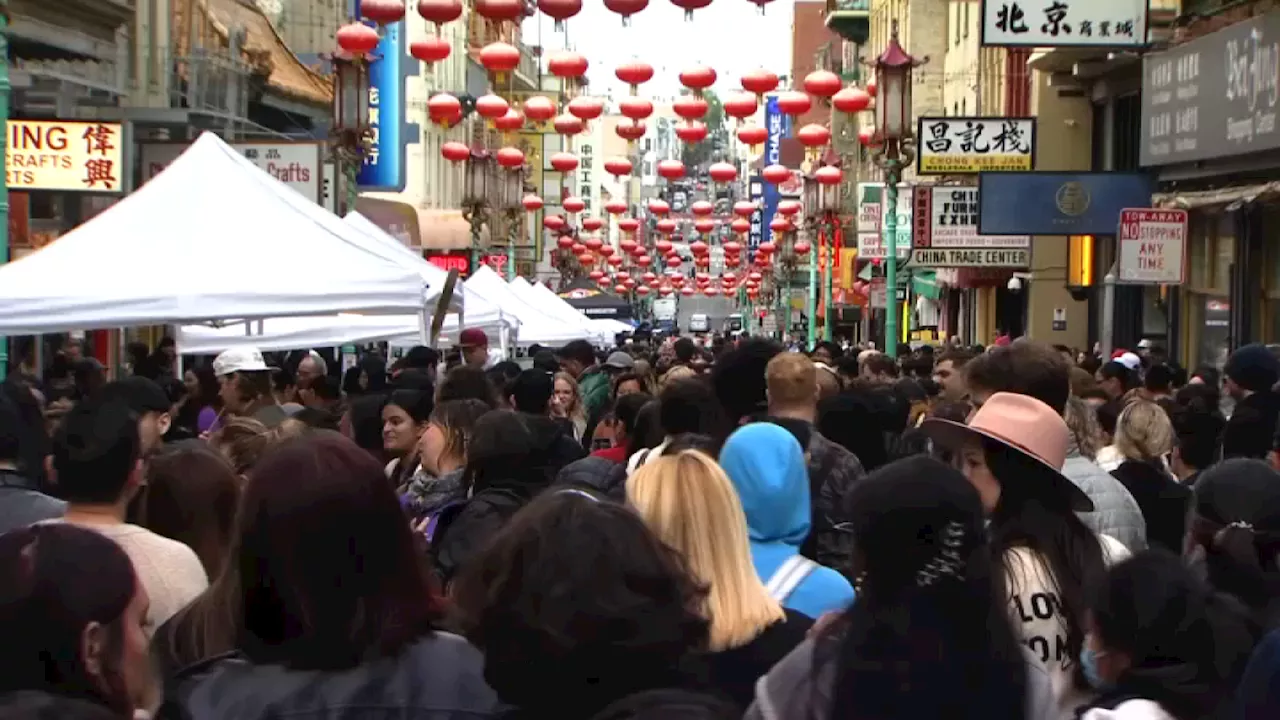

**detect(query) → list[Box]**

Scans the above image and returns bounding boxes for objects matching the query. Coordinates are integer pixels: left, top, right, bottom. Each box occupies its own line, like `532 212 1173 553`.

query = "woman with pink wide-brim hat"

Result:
924 392 1132 716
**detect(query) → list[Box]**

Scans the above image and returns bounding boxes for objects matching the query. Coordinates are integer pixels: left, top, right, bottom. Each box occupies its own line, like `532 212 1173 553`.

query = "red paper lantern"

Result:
361 0 406 24
793 241 811 255
605 199 628 215
582 217 604 232
556 235 574 249
568 96 605 121
723 92 758 120
599 244 615 256
690 200 714 216
636 255 653 267
730 218 750 233
733 201 757 217
777 200 801 216
478 42 520 73
636 286 651 296
584 236 604 250
679 65 717 90
616 121 647 141
615 62 654 87
589 269 605 280
657 160 685 180
495 147 525 168
776 91 812 117
723 240 742 254
681 286 695 296
608 255 624 266
604 158 633 177
616 271 631 281
769 217 792 233
803 69 842 98
476 0 523 20
523 95 557 122
749 270 764 281
493 108 524 132
618 218 640 232
858 126 877 146
538 0 582 29
335 22 379 57
554 114 585 136
675 122 707 143
758 241 776 254
669 0 711 20
549 152 579 172
427 93 462 126
690 240 709 254
696 272 711 282
796 123 831 147
672 95 709 120
548 51 588 78
833 86 872 114
410 37 451 63
741 68 779 98
440 141 470 163
572 242 587 254
737 125 767 147
563 196 586 213
619 96 653 121
703 286 720 297
708 162 738 184
475 94 510 120
545 215 567 231
815 166 843 185
693 219 715 235
577 252 595 265
417 0 463 28
762 164 791 184
656 219 677 234
647 199 670 215
522 195 544 212
604 0 648 23
615 284 629 294
865 79 877 97
655 239 674 253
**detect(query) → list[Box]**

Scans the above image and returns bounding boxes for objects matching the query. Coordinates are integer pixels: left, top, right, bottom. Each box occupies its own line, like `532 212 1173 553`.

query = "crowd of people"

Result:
3 329 1280 720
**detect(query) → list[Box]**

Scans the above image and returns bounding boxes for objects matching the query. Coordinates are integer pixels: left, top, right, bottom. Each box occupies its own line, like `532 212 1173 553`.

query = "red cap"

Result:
458 328 489 348
1111 349 1129 359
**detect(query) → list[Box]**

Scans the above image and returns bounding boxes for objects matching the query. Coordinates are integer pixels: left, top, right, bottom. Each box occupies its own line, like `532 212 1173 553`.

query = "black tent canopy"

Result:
557 277 633 320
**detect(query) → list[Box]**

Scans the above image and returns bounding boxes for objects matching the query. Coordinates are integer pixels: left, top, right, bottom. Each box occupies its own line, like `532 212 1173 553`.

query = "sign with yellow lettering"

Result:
6 120 124 192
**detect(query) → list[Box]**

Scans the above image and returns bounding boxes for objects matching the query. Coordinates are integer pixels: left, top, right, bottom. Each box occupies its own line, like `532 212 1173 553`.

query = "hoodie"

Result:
719 423 855 619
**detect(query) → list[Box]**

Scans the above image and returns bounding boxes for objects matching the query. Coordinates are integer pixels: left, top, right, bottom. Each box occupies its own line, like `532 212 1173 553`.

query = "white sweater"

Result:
1082 699 1176 720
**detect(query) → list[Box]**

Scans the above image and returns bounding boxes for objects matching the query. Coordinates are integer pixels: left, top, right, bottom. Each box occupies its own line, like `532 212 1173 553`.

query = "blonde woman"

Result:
1108 399 1190 553
552 371 587 442
660 364 698 387
628 450 811 709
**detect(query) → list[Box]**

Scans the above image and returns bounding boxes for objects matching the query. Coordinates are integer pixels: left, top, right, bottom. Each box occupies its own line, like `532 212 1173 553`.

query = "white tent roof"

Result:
467 267 587 345
344 212 464 313
174 312 512 355
509 278 595 332
0 133 428 335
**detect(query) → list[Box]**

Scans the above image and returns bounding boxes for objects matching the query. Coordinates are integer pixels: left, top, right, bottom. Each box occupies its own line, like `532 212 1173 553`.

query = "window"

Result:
962 1 969 37
953 3 960 45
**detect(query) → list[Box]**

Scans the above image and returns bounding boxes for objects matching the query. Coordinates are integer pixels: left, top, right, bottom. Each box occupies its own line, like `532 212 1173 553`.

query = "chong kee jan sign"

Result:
1140 10 1280 166
980 0 1148 48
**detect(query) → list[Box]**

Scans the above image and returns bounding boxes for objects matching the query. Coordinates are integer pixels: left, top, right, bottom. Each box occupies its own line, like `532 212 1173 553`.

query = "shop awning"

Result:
1153 182 1280 211
911 270 941 300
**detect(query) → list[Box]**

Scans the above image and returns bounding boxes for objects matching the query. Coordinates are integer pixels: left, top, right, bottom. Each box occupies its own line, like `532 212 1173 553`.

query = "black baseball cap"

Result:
96 376 171 415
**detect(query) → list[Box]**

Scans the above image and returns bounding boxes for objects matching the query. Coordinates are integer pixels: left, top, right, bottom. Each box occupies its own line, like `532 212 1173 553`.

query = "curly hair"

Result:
451 490 709 717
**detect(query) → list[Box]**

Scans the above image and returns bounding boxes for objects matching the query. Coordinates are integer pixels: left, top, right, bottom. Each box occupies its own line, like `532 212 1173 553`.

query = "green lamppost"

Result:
867 21 922 359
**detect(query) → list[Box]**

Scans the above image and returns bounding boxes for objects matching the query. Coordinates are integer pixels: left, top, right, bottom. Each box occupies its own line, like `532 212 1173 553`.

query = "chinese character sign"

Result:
917 187 1031 249
981 0 1147 47
856 182 912 260
6 120 124 192
355 3 414 192
138 142 323 201
917 118 1035 174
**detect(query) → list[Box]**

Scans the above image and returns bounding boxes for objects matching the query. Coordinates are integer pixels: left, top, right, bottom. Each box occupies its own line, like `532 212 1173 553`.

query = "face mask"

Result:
1079 646 1111 690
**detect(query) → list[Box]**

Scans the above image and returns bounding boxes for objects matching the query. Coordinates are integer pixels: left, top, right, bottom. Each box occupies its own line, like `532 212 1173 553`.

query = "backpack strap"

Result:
765 555 819 603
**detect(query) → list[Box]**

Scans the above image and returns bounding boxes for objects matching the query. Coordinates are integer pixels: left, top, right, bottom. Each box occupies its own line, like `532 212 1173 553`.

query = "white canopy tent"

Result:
508 278 597 337
0 133 429 335
512 278 633 344
464 267 590 345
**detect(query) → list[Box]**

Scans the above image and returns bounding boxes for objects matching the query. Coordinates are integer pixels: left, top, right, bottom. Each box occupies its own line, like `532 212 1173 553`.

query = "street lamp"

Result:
462 151 506 275
330 33 374 214
867 19 924 358
804 169 842 346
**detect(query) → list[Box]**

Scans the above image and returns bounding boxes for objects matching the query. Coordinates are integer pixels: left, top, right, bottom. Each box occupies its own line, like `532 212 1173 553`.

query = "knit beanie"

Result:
1225 344 1280 394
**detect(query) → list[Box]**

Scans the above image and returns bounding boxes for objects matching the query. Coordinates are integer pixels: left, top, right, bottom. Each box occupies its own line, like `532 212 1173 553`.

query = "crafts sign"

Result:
1117 208 1188 284
6 120 124 192
980 0 1149 48
140 142 323 202
917 118 1035 174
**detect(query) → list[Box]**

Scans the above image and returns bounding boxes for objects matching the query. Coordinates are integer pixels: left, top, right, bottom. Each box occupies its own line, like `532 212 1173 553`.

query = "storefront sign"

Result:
140 141 322 202
917 118 1035 174
354 3 418 191
761 96 789 250
980 0 1148 48
912 186 1030 251
6 120 123 192
1139 10 1280 166
748 176 764 254
906 247 1030 268
856 182 912 260
977 172 1154 235
425 251 471 277
1117 208 1187 284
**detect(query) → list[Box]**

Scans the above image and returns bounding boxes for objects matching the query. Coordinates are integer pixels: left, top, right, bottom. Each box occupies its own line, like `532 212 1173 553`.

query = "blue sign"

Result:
353 3 419 192
761 95 790 249
748 175 763 256
977 172 1155 236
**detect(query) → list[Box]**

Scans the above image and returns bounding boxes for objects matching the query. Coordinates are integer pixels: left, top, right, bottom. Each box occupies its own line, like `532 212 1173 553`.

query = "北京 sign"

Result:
909 186 1029 268
977 172 1155 236
856 182 912 260
139 142 323 202
1117 208 1188 284
980 0 1149 47
1139 10 1280 167
6 120 124 192
917 118 1035 174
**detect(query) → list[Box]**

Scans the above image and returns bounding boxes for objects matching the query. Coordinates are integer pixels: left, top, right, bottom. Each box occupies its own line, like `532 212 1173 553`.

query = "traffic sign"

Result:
1117 208 1188 285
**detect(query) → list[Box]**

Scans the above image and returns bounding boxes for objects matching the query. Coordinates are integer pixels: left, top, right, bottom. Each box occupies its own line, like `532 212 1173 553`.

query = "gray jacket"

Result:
0 470 65 535
1061 441 1148 553
745 637 1056 720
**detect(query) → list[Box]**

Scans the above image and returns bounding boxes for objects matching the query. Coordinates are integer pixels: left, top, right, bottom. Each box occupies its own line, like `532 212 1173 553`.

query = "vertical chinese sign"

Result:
353 2 419 192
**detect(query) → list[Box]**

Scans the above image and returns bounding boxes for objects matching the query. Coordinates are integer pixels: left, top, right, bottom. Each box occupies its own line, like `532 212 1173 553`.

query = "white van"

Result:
689 313 710 333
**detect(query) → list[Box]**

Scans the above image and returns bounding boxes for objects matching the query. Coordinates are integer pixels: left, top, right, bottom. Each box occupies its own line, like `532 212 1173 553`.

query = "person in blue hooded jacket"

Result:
719 423 855 619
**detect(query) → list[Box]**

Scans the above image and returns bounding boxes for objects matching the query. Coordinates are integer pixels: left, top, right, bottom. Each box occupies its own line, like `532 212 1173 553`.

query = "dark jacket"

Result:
0 468 65 535
555 455 629 501
167 632 500 720
801 430 865 577
1238 627 1280 719
1223 390 1280 460
523 414 588 480
1109 459 1191 554
587 689 738 720
702 611 811 711
0 691 123 720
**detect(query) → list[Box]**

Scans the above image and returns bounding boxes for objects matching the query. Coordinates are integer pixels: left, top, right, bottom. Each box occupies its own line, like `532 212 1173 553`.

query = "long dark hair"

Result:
985 438 1107 677
0 524 139 716
819 456 1027 720
161 431 443 672
175 365 220 432
134 444 242 579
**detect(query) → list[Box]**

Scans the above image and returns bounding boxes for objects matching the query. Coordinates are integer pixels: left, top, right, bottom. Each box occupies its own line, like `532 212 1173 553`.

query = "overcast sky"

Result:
522 0 796 101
